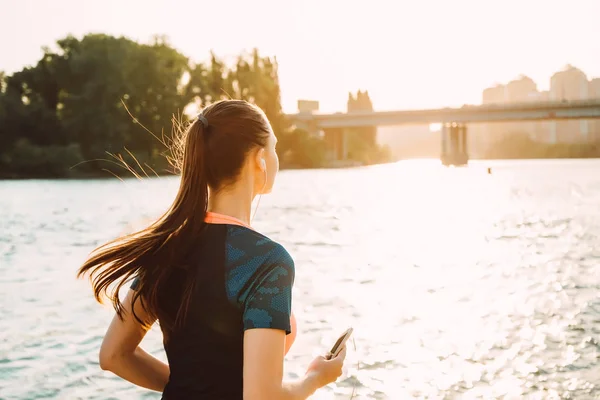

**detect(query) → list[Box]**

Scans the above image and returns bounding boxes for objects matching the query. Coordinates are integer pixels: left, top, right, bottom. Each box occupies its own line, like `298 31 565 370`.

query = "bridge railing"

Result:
287 99 600 128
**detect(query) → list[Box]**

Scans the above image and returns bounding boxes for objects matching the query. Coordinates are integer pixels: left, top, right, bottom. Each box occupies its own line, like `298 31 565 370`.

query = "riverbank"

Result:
0 161 367 180
3 155 600 179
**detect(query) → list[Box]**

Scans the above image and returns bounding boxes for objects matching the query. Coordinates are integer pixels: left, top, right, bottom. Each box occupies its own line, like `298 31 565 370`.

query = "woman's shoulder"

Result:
225 225 294 268
223 225 295 305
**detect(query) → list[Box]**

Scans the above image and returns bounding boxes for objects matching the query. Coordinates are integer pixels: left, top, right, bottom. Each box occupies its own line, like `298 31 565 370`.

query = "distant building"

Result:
549 65 589 143
531 90 552 143
477 81 536 151
506 75 537 103
482 84 506 104
550 65 589 101
590 79 600 98
476 66 597 146
505 75 539 141
297 99 319 113
478 84 508 150
590 78 600 142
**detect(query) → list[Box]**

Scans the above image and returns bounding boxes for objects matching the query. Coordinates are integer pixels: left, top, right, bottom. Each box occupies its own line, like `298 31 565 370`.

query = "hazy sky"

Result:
2 0 599 113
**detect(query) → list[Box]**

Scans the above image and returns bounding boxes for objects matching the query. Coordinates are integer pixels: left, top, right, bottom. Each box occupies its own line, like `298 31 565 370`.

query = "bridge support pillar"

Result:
441 123 469 166
323 128 347 161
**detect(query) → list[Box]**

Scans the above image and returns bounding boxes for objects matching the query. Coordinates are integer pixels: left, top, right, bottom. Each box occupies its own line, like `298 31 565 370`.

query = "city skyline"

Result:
482 65 599 103
378 64 600 160
2 0 599 113
479 64 600 145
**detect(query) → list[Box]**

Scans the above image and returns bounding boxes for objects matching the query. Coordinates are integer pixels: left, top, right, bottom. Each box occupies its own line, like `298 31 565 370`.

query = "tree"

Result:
279 128 326 168
345 90 388 164
0 34 192 177
224 49 288 136
54 34 189 165
0 34 328 177
0 71 6 92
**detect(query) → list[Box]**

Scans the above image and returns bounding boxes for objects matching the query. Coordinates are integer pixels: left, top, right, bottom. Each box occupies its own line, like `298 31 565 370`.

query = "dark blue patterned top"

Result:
225 225 295 333
128 223 295 399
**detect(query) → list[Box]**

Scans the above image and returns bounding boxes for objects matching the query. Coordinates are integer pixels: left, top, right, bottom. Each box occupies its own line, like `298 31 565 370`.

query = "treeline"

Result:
483 133 600 159
0 34 389 178
345 90 391 164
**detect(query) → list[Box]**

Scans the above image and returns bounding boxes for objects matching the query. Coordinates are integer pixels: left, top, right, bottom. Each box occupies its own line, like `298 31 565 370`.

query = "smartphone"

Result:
325 327 353 360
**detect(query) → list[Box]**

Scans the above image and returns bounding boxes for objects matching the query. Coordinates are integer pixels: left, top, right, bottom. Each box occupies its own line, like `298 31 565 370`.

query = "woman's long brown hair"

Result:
77 100 271 332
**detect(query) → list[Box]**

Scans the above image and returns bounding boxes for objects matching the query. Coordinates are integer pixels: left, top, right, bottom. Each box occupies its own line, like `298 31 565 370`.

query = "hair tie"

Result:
197 114 208 129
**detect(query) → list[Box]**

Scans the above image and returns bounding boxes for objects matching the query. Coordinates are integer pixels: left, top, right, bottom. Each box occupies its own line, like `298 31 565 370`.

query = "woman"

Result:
78 100 346 399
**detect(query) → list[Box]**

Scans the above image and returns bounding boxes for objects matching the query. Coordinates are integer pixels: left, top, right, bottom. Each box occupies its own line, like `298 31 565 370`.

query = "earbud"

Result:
253 158 268 224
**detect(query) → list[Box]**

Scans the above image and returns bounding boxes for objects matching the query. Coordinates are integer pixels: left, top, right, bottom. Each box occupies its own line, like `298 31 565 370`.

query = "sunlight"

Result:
4 1 600 398
429 123 442 132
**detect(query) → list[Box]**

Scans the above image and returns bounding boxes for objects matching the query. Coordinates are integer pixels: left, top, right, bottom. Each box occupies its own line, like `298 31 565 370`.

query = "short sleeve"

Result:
242 259 295 334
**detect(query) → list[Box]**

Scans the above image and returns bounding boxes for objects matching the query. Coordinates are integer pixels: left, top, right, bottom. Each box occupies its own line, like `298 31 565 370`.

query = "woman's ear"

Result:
255 148 266 171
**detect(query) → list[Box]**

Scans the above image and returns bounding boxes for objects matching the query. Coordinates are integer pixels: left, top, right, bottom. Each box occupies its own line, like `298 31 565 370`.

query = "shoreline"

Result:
2 157 600 180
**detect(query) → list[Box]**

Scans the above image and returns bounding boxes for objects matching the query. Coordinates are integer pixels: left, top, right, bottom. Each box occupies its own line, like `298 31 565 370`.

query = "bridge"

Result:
286 100 600 166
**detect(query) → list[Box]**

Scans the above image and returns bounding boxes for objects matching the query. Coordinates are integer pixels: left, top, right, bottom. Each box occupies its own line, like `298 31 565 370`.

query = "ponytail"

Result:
77 117 210 331
79 99 273 332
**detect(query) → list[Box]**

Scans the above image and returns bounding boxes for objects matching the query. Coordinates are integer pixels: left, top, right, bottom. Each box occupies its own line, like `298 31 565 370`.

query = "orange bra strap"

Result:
205 212 253 230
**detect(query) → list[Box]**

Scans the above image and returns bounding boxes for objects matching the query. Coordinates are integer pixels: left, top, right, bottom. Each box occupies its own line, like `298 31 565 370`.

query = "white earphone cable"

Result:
251 166 267 225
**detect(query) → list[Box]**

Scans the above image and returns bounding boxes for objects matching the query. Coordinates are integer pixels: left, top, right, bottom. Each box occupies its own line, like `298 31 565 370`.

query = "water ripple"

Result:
2 160 600 399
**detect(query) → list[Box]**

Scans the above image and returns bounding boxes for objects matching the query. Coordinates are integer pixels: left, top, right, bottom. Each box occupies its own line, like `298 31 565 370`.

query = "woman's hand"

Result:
305 346 347 388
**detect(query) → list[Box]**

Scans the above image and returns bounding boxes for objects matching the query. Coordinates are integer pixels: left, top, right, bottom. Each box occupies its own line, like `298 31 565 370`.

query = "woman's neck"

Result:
208 181 255 226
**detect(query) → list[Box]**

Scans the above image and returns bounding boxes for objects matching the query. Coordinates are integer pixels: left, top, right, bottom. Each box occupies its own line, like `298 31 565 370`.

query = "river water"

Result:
1 159 600 399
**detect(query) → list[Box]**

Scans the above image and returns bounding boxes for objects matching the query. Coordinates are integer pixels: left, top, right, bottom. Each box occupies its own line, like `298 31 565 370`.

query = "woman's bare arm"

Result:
243 329 346 400
98 289 169 391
